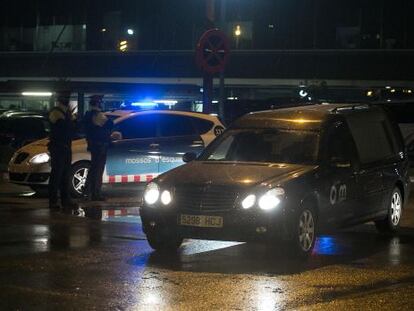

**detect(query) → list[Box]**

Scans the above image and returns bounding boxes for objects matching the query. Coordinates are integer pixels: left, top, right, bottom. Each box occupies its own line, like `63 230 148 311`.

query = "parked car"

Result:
0 111 49 172
8 110 225 196
141 104 409 257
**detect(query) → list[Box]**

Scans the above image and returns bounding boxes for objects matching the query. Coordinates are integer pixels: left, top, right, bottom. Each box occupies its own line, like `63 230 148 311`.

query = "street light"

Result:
234 25 242 37
119 40 128 52
234 25 241 48
127 28 134 35
22 92 52 97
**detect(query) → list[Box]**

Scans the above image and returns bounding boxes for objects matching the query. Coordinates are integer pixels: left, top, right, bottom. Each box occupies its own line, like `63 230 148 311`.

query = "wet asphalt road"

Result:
1 185 414 310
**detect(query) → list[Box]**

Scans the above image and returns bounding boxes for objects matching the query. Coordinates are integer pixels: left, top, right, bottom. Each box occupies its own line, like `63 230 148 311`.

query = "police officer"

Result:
84 95 113 201
48 90 78 210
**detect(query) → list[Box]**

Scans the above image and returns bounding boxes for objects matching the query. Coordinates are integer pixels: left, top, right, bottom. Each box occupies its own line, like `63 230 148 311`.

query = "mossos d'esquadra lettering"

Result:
125 157 183 164
125 157 152 164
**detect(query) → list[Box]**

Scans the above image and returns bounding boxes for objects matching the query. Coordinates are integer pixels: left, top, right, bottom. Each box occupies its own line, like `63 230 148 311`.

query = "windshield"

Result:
200 129 320 165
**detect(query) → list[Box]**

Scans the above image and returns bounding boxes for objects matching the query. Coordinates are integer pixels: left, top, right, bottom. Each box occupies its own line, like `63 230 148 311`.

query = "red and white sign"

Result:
102 174 157 184
196 29 230 74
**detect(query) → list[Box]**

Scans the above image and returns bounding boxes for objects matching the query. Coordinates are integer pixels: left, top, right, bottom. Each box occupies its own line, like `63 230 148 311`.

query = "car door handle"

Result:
149 143 159 148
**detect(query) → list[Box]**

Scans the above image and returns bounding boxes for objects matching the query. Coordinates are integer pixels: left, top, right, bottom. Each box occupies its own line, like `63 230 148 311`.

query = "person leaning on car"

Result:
84 95 114 201
48 90 78 210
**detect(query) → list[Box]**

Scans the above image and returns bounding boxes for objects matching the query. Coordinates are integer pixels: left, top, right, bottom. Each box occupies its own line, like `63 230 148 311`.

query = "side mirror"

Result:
110 131 123 141
183 152 197 163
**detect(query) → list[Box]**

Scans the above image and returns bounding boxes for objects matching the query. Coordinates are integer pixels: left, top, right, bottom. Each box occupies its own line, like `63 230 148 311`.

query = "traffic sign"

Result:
196 29 230 74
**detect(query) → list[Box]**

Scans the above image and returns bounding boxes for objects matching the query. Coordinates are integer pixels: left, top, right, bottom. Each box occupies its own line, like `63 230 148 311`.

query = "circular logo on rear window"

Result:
214 126 225 136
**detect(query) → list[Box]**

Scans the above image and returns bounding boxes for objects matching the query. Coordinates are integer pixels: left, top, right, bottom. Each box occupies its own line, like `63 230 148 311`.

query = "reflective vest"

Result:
84 110 113 146
48 106 74 149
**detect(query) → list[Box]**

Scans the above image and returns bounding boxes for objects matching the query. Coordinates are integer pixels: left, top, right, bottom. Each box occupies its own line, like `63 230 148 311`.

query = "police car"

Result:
8 110 225 197
141 104 410 257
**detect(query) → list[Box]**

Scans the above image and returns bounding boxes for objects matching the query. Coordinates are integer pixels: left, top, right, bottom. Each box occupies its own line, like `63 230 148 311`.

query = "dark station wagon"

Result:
141 104 410 257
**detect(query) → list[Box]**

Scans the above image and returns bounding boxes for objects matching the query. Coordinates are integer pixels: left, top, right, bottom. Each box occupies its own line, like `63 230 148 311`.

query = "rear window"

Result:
347 114 397 164
159 114 196 137
118 114 157 139
192 118 214 134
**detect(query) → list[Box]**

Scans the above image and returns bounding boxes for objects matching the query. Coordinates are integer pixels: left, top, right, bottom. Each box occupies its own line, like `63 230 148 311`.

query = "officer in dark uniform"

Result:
48 90 78 210
84 95 113 201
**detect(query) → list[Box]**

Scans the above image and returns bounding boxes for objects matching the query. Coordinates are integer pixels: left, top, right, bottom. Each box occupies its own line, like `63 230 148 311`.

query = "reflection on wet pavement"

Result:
0 201 413 310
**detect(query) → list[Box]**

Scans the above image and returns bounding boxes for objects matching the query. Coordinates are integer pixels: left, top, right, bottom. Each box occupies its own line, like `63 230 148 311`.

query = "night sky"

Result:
1 0 413 49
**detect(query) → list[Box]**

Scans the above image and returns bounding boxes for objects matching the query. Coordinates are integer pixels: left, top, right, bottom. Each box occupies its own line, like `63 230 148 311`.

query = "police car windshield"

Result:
200 129 320 165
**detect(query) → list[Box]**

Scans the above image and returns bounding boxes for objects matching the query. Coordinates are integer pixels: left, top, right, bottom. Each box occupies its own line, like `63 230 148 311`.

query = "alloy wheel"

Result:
391 191 402 226
298 209 315 252
72 167 89 194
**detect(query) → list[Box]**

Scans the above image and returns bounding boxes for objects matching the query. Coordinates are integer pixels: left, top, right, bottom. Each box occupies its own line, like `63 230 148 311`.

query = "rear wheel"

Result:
68 162 90 198
375 187 402 234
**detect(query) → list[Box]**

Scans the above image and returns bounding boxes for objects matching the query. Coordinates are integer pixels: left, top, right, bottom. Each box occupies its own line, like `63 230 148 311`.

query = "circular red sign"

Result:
196 29 230 74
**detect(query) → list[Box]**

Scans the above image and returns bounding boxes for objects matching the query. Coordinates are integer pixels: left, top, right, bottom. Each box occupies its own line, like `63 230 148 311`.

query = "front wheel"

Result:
68 162 90 198
30 186 48 197
289 207 317 258
146 228 183 252
375 187 402 234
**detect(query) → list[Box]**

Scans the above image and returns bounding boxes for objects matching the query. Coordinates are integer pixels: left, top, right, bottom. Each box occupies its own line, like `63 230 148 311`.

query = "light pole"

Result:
219 0 226 120
203 0 215 114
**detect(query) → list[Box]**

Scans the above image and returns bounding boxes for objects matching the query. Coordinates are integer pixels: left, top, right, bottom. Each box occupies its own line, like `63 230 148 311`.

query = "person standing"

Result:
48 90 78 210
84 95 113 201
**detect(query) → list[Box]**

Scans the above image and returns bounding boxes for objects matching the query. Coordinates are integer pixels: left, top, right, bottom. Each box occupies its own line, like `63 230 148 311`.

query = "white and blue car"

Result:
8 110 225 197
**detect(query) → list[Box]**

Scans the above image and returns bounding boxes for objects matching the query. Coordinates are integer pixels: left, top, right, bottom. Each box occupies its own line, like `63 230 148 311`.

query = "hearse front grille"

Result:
174 185 239 211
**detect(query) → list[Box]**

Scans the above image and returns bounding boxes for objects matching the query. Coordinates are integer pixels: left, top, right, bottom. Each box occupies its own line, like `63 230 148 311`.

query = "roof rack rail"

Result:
331 104 370 113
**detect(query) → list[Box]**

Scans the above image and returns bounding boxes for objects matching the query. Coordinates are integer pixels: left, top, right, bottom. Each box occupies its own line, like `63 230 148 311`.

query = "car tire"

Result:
146 229 183 252
68 162 90 198
375 187 402 234
30 186 48 197
289 206 317 258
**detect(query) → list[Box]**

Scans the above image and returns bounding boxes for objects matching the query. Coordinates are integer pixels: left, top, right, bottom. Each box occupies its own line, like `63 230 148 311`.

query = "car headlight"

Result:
161 190 172 205
29 153 50 164
258 187 285 210
144 182 160 205
241 194 256 209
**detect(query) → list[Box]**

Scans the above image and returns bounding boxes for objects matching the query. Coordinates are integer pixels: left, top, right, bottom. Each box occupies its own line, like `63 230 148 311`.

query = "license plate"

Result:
179 214 223 228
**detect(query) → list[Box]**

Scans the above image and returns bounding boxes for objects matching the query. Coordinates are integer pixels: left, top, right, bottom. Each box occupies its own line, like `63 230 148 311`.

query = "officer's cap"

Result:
56 90 71 103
